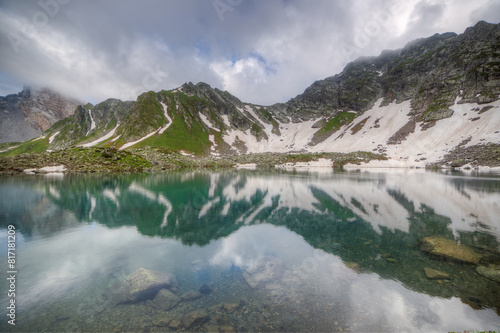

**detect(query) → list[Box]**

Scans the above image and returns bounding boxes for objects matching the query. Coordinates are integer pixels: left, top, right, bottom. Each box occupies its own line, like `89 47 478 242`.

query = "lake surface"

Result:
1 169 500 332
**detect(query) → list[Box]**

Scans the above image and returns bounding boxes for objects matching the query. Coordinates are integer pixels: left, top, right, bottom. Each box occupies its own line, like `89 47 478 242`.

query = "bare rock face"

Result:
0 86 81 143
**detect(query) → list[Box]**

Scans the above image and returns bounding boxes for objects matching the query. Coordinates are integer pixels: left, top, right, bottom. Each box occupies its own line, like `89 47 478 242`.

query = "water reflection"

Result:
0 170 499 332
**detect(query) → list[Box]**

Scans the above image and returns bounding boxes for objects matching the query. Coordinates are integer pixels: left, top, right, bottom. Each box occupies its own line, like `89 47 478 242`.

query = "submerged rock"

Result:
110 268 178 304
153 289 181 310
199 284 213 294
476 265 500 282
344 261 362 273
181 309 209 328
424 267 450 280
153 317 171 327
243 256 285 289
223 303 240 312
182 290 203 301
419 236 483 264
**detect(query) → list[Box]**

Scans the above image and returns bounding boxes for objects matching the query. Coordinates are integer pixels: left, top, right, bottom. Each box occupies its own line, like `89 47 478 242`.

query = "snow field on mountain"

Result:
216 98 500 167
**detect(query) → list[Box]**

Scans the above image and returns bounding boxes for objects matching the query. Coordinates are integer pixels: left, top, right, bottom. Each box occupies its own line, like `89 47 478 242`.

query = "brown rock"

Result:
419 236 483 264
168 319 183 330
424 267 450 280
181 309 209 328
220 325 235 333
153 318 171 327
223 303 240 312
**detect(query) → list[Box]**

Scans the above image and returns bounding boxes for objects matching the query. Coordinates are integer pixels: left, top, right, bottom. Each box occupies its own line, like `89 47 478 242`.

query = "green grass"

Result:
136 112 210 155
318 112 357 134
0 142 21 151
1 137 49 157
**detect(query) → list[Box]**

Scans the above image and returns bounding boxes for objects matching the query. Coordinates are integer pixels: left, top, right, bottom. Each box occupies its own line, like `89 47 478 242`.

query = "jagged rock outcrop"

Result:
0 86 81 143
280 21 500 122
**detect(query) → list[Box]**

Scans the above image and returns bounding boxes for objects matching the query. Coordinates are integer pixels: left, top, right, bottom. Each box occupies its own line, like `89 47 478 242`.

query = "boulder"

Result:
181 309 209 328
153 289 181 310
243 256 284 289
476 265 500 283
424 267 450 280
182 290 203 301
199 284 213 294
419 236 483 264
110 268 178 304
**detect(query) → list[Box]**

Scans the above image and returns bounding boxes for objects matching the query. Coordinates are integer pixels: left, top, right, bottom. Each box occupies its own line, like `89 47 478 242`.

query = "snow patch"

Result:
200 113 218 131
86 109 96 136
276 158 333 169
24 165 67 174
48 131 60 143
119 129 158 150
80 124 119 147
158 102 173 134
235 163 257 170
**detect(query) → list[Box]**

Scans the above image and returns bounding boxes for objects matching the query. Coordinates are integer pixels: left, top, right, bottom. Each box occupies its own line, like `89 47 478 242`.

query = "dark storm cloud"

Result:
0 0 498 105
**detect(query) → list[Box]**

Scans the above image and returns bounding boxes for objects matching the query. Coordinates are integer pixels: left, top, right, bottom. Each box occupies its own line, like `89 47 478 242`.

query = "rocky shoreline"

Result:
1 144 500 175
0 147 387 175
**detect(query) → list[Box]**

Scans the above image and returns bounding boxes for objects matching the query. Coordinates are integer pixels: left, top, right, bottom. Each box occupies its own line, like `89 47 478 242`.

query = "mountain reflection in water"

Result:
1 169 499 332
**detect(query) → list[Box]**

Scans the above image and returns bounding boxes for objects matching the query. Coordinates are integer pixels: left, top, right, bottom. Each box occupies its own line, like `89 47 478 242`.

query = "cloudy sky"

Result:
0 0 499 105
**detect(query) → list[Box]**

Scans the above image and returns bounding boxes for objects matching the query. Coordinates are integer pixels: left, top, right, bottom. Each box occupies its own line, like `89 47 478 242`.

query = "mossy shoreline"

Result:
0 147 387 175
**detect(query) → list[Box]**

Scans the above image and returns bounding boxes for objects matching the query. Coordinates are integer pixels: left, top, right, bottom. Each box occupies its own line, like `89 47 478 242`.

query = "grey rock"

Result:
153 288 180 310
182 290 203 301
243 256 285 289
199 284 212 294
476 265 500 282
110 268 178 304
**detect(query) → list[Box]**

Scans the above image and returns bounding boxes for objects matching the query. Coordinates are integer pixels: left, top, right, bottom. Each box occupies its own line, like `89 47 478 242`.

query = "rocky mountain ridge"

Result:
0 86 82 143
2 21 500 168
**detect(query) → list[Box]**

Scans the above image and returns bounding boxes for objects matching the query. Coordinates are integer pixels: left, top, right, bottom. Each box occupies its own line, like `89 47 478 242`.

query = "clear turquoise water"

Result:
1 169 500 332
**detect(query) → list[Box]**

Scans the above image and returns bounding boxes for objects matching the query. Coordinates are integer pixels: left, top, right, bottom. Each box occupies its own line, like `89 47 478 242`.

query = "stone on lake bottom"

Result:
243 256 285 289
424 267 450 280
153 318 171 327
199 284 213 294
419 236 483 264
168 319 183 330
220 325 235 333
206 324 220 333
476 265 500 282
181 309 209 328
153 288 181 310
110 268 178 304
182 290 203 301
223 303 240 312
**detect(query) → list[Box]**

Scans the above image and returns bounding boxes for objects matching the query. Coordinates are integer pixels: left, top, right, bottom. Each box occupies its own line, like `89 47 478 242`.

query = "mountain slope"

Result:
0 86 82 143
4 21 500 168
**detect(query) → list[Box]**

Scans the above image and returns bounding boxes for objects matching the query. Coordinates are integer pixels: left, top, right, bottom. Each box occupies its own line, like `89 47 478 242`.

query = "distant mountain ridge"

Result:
0 86 82 143
3 21 500 168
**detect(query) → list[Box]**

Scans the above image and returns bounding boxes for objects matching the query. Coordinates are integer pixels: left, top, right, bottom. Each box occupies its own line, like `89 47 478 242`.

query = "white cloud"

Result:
0 0 498 105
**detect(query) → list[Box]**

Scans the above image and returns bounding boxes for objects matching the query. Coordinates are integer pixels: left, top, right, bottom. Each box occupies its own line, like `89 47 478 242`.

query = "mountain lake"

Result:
1 168 500 332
